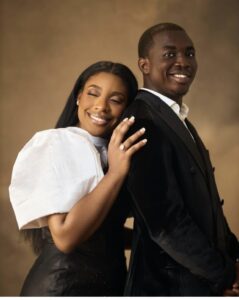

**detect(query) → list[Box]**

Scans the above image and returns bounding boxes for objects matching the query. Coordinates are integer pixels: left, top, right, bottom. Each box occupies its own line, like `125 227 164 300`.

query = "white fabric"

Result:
89 135 108 169
9 127 107 230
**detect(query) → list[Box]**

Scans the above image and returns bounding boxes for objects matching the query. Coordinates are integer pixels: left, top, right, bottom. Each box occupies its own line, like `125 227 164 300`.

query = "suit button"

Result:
190 167 196 174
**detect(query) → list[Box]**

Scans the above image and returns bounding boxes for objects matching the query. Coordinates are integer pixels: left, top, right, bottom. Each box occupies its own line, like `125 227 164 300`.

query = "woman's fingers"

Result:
124 139 147 156
119 127 146 151
108 117 147 177
110 116 147 157
111 116 135 144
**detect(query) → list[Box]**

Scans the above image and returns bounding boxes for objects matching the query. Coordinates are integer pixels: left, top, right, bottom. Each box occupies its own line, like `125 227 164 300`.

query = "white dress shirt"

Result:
9 127 107 230
141 88 189 123
141 88 194 140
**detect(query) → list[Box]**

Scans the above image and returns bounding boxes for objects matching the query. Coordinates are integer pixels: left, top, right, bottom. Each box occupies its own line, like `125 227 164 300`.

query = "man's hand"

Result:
223 262 239 296
223 288 239 296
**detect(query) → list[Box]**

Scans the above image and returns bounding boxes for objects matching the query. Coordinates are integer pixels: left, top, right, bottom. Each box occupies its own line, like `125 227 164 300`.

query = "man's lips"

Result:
88 113 110 125
169 72 192 84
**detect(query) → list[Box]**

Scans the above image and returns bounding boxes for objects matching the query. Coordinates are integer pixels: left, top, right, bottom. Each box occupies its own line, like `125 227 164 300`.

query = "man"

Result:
123 23 239 296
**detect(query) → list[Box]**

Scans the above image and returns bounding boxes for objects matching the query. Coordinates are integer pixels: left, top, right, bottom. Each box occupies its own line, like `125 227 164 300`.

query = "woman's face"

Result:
77 72 128 138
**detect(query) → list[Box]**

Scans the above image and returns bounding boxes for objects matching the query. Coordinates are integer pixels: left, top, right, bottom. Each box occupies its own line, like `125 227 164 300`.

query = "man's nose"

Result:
175 53 189 67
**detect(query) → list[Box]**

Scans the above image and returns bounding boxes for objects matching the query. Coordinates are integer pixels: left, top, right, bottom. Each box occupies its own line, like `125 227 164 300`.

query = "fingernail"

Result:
123 117 128 122
142 139 147 143
140 127 146 133
129 116 135 122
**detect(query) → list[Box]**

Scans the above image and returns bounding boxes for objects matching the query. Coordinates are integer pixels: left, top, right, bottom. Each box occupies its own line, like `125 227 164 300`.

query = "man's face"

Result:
139 30 197 102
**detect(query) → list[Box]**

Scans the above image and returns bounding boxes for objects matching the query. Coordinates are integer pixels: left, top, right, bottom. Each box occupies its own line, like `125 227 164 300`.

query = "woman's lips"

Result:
88 113 110 125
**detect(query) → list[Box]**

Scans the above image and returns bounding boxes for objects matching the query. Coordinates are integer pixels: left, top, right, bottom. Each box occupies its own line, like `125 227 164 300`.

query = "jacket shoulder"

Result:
124 98 153 119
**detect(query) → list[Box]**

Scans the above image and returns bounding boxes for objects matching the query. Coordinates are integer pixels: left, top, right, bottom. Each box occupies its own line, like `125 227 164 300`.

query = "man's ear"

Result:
138 57 150 74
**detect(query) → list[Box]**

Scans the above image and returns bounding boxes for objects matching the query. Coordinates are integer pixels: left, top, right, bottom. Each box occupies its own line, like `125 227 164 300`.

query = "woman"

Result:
9 61 147 296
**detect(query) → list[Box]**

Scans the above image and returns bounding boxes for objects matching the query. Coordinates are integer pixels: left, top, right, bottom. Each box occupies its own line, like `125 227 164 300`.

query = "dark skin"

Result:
138 29 239 296
138 30 197 106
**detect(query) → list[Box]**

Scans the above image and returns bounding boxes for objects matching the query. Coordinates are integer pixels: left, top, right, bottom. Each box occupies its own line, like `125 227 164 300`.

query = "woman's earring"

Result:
76 100 79 106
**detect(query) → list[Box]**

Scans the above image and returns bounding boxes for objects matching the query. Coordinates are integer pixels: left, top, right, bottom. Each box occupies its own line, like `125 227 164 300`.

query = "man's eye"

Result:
187 51 195 57
164 52 175 58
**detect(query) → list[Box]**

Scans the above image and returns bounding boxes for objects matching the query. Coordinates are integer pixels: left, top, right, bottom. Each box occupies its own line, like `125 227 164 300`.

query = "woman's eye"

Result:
88 92 98 97
110 98 122 104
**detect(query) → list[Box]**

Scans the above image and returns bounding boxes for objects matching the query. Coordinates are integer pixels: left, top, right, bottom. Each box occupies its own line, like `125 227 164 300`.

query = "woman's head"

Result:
56 61 138 137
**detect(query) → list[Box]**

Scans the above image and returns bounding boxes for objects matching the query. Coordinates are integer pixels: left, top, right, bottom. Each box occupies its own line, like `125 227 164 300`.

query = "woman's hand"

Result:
48 116 147 253
107 116 147 178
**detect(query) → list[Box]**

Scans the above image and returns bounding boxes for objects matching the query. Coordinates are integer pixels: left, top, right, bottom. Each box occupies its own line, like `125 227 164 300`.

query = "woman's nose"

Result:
93 97 109 112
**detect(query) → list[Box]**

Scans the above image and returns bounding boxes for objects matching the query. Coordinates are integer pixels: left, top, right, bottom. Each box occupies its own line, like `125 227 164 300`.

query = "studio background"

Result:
1 0 238 295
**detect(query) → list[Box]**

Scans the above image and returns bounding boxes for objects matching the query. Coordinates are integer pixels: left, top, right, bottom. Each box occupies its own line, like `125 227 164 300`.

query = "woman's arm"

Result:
48 117 147 253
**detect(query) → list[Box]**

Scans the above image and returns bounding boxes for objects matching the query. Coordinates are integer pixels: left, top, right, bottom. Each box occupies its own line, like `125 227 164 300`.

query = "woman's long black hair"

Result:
23 61 138 254
56 60 138 128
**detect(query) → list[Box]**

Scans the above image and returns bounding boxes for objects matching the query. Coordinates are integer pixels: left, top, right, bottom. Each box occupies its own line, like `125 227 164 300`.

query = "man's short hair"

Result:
138 23 185 58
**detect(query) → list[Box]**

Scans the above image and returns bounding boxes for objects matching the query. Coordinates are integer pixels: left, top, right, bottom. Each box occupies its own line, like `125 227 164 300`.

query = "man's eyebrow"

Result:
162 45 176 50
186 46 195 50
162 45 195 51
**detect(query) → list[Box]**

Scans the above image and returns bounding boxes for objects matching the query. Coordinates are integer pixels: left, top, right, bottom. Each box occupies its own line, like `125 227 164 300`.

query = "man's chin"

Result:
174 87 190 98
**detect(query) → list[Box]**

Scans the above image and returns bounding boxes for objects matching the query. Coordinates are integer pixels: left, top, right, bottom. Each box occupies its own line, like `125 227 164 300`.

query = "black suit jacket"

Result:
123 90 239 296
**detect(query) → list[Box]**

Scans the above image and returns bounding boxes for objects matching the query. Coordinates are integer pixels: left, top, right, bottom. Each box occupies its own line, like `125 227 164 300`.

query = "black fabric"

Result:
20 188 130 296
123 90 239 296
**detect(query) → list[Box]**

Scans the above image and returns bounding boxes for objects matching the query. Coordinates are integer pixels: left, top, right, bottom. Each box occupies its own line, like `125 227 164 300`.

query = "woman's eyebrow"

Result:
87 84 102 90
111 91 126 97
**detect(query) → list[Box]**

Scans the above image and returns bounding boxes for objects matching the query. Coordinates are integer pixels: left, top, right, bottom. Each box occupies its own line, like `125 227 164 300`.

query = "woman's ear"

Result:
138 57 150 75
76 92 82 106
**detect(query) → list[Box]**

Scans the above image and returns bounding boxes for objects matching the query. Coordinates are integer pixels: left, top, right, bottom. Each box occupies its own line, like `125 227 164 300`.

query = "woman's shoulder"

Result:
14 127 99 173
32 126 91 141
10 127 103 230
22 127 94 152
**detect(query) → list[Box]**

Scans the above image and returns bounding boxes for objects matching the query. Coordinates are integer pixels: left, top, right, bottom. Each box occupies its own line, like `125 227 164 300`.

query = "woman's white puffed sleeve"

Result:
9 129 104 229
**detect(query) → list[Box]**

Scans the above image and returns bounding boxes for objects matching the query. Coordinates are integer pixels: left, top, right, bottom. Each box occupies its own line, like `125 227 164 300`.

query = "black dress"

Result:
20 189 130 296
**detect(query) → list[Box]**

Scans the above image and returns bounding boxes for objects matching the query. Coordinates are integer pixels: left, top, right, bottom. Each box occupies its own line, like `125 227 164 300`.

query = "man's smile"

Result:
168 71 192 84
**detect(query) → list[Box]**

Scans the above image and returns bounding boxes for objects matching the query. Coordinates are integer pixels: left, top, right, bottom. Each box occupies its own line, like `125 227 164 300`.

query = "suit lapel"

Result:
186 120 214 179
136 91 206 177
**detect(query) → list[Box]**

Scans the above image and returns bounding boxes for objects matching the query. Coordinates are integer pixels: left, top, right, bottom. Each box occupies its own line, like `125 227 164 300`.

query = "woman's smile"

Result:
87 112 111 126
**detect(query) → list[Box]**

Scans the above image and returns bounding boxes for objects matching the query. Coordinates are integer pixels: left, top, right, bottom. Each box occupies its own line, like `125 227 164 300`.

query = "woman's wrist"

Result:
105 169 126 185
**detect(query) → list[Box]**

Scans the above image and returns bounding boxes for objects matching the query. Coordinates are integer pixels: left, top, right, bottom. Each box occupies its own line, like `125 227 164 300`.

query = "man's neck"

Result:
142 86 183 107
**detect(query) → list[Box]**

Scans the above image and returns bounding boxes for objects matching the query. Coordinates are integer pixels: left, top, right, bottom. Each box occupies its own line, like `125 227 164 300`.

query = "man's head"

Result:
138 23 197 104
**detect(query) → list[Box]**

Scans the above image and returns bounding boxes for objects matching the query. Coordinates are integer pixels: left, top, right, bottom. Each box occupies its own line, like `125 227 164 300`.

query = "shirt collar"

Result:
66 126 108 148
140 88 189 121
66 127 108 168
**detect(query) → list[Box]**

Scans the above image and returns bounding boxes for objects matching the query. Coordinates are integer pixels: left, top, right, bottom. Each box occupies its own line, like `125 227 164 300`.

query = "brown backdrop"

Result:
1 0 239 295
